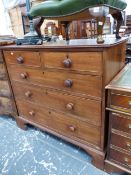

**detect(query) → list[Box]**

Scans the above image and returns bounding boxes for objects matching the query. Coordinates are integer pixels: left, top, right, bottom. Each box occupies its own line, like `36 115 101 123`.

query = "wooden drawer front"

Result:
17 101 101 146
41 52 102 75
111 112 131 134
12 82 102 126
111 133 131 152
0 97 13 114
110 93 131 112
8 66 102 98
4 51 41 67
109 148 131 169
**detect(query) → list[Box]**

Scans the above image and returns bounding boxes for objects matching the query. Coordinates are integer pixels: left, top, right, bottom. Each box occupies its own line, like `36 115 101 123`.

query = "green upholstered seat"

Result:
29 0 127 18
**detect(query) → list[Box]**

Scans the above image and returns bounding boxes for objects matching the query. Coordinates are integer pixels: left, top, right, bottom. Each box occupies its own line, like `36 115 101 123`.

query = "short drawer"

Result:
8 65 102 98
4 51 41 67
109 148 131 169
110 93 131 113
17 101 101 147
111 132 131 152
41 52 102 75
111 112 131 134
12 82 102 126
0 97 13 114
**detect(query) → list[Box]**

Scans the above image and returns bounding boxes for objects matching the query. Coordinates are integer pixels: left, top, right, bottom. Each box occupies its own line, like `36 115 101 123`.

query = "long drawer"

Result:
111 112 131 135
12 82 102 126
109 148 131 169
111 132 131 153
4 51 41 68
16 101 101 147
41 52 102 75
8 65 102 98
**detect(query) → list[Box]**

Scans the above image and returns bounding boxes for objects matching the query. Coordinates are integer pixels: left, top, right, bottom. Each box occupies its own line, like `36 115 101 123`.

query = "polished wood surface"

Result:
7 65 102 98
12 82 102 126
4 51 41 67
105 63 131 174
16 100 101 147
2 38 127 171
41 52 102 75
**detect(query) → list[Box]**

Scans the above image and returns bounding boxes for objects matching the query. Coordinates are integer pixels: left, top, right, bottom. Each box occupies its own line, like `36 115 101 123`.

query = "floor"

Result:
0 115 129 175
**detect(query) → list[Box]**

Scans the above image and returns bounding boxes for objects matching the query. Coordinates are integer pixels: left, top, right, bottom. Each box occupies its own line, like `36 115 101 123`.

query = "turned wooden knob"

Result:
20 72 28 79
66 103 74 111
68 125 76 132
64 79 73 88
16 57 24 64
29 111 35 116
25 91 32 97
63 58 72 68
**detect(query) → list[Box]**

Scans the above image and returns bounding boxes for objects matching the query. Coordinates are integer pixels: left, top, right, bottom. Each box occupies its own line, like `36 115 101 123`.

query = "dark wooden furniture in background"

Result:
126 42 131 63
126 15 131 34
105 64 131 174
1 38 127 170
0 51 16 116
59 17 111 40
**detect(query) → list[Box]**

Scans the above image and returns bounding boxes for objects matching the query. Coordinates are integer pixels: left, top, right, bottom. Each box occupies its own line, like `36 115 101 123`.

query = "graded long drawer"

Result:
8 65 102 98
41 52 102 75
111 112 131 135
4 51 41 68
111 132 131 153
16 101 101 147
12 82 102 126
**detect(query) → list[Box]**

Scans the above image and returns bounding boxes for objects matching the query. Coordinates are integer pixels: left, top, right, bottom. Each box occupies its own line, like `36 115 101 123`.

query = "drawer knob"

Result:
68 125 76 132
29 111 35 116
66 103 74 111
63 58 72 68
25 91 32 97
10 52 14 55
124 157 129 163
64 79 73 88
17 57 24 64
128 101 131 106
20 72 28 79
128 124 131 129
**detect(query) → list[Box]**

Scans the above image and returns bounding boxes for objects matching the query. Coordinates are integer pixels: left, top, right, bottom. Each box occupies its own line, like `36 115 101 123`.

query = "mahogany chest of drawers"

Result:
105 64 131 174
2 38 127 170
